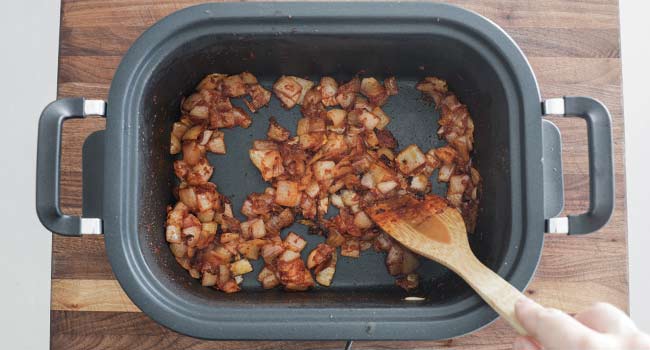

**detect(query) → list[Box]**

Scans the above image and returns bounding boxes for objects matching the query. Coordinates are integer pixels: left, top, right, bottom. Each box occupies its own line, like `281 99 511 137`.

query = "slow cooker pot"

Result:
36 2 614 340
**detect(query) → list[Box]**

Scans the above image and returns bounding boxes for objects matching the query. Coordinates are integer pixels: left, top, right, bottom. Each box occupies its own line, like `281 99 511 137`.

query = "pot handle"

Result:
543 97 614 235
36 98 106 236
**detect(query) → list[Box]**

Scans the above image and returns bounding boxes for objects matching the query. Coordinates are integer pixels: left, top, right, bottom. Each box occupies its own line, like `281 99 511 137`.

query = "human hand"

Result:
513 297 650 350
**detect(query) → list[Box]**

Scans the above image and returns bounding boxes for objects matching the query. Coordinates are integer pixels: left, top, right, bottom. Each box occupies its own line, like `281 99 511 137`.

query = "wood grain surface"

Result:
53 0 627 349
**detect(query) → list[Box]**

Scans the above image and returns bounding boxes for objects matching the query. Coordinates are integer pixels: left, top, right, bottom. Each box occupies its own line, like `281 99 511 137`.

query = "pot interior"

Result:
136 32 513 308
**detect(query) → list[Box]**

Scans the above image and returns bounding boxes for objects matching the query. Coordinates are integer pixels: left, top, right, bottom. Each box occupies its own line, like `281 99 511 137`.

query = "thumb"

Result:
515 297 615 350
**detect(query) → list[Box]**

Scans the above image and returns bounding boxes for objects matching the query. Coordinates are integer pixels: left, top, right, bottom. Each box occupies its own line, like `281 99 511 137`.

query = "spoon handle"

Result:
451 254 528 335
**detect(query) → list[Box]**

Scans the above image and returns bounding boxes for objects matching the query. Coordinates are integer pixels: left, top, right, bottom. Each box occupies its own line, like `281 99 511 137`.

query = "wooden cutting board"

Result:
52 1 627 349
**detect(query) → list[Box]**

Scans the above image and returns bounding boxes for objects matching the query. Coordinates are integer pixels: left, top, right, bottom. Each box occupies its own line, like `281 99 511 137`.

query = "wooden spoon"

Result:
366 194 527 335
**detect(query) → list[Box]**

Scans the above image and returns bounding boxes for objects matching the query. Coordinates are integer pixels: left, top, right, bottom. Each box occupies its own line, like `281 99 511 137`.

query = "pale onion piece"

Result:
196 191 214 212
169 242 187 257
305 181 320 198
340 190 359 207
449 174 469 194
313 160 336 181
447 193 463 207
316 266 336 287
384 76 399 96
425 149 441 169
273 76 302 109
246 84 272 112
434 146 457 165
360 241 373 251
326 109 347 133
319 77 339 106
396 144 426 174
166 225 182 243
223 74 247 97
238 240 261 260
360 172 375 189
360 77 388 105
220 232 240 244
182 125 204 141
354 211 373 229
386 245 404 275
275 180 301 207
176 256 191 270
201 272 218 287
360 77 382 96
279 248 301 262
230 259 253 276
167 203 187 227
292 77 314 105
196 209 214 226
262 243 285 264
402 250 420 274
252 140 279 150
374 233 392 251
240 71 258 85
350 204 361 214
186 158 213 185
372 107 391 130
189 268 201 279
223 202 234 218
178 186 197 210
306 244 333 269
410 174 429 192
218 264 231 284
206 131 226 154
341 238 360 258
234 275 244 285
172 122 189 139
196 73 227 90
369 163 395 183
202 222 218 236
318 197 329 216
471 187 478 200
182 141 204 166
364 130 379 148
267 118 291 142
377 147 395 161
258 267 280 289
354 95 372 111
377 180 398 194
189 105 209 121
416 76 448 95
328 181 345 194
307 117 326 133
296 117 310 136
170 135 181 155
197 129 213 146
326 228 346 247
336 92 355 109
249 149 284 181
299 132 326 151
182 225 201 240
330 193 344 208
285 232 307 252
438 164 455 182
470 167 481 185
250 218 267 239
359 110 380 130
182 92 204 112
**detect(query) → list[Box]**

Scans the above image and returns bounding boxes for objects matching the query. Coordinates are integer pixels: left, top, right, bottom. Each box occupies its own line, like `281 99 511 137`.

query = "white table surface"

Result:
0 1 647 349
